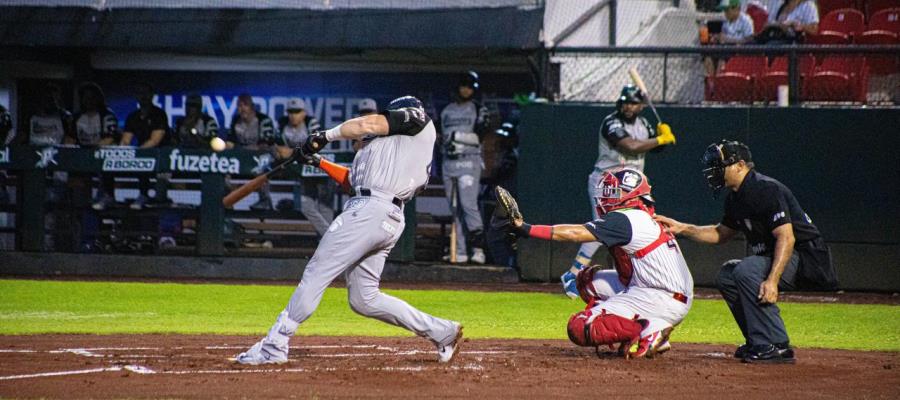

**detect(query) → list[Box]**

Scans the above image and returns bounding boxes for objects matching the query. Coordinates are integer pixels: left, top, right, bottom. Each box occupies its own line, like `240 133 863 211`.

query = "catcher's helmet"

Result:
595 168 654 216
386 95 423 111
615 84 645 108
458 70 480 90
701 139 753 192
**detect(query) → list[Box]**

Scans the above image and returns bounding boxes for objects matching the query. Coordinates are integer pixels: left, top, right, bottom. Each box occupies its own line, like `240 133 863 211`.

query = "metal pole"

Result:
662 52 669 103
609 0 617 46
788 49 799 105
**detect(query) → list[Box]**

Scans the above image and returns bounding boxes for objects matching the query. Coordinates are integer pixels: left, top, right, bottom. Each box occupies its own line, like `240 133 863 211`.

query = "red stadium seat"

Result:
804 57 869 102
818 0 858 17
806 30 851 44
759 56 816 101
746 3 769 34
855 30 899 74
820 9 867 38
867 1 900 17
707 56 766 102
867 8 900 34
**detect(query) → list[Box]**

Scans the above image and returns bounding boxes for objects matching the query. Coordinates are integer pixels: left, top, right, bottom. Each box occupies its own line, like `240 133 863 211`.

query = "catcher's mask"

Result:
701 139 753 194
596 168 654 216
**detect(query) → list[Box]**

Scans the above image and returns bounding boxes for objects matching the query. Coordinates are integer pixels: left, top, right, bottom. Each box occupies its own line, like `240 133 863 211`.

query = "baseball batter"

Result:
493 168 692 358
561 85 676 298
235 96 463 365
440 71 489 263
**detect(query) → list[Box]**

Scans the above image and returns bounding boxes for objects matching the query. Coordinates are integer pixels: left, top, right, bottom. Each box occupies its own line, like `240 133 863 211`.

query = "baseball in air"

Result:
210 137 226 152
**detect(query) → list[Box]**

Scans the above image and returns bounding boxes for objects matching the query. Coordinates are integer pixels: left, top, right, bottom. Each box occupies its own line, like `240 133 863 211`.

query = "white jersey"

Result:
350 119 436 201
584 208 693 297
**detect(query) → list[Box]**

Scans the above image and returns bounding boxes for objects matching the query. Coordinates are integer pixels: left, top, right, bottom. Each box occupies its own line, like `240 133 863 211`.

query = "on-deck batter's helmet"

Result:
458 70 480 90
701 139 753 192
615 84 646 108
386 95 423 111
595 168 654 216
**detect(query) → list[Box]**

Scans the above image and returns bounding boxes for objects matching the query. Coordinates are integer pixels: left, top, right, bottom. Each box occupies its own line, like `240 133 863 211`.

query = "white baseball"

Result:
210 137 226 152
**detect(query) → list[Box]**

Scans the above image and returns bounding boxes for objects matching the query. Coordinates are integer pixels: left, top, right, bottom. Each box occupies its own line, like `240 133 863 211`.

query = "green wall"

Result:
517 104 900 290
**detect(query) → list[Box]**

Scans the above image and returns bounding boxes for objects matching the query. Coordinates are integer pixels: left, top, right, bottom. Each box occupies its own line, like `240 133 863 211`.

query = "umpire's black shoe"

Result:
733 343 751 358
741 343 795 364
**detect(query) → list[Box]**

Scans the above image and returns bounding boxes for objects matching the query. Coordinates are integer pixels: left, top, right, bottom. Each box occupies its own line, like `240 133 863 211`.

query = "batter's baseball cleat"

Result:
437 324 464 363
233 339 289 365
741 343 795 364
561 271 579 299
625 327 673 359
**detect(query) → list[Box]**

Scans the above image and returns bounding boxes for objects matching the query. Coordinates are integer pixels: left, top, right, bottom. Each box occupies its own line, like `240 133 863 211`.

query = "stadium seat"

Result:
855 30 899 74
746 3 769 34
820 9 867 39
759 56 816 101
867 8 900 34
707 56 766 102
804 57 869 102
818 0 858 17
806 31 851 44
867 1 900 17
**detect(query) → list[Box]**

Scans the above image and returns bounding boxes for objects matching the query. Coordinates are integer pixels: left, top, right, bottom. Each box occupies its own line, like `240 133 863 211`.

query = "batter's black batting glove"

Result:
302 130 329 155
290 147 322 167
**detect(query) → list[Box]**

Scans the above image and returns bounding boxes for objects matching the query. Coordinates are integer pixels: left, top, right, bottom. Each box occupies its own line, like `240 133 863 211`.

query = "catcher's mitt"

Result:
491 186 523 228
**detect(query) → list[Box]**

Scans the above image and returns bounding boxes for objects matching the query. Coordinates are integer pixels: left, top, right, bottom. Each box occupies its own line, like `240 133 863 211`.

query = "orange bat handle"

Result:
319 158 351 192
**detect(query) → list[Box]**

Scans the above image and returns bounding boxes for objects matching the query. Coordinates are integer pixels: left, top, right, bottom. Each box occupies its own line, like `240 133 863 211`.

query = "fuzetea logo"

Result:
169 149 240 174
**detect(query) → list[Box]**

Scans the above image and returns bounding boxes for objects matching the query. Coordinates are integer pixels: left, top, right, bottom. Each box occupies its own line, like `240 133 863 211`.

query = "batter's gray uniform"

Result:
575 112 656 263
440 100 486 259
238 105 459 363
279 115 334 236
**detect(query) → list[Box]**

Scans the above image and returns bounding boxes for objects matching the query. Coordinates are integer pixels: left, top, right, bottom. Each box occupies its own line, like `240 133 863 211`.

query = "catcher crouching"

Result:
493 168 694 358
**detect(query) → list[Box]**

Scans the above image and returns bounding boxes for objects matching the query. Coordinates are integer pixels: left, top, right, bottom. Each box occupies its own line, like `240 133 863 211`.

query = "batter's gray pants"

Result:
442 156 484 257
715 253 799 346
283 196 458 345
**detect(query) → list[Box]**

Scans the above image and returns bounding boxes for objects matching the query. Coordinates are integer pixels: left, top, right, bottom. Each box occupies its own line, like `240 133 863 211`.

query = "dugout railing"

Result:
549 45 900 105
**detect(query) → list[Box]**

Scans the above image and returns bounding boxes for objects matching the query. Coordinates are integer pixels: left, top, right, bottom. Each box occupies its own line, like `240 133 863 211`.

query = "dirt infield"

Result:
1 335 897 399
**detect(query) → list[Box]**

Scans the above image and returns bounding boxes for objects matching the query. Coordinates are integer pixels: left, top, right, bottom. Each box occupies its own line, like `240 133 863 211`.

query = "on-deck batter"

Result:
235 96 463 365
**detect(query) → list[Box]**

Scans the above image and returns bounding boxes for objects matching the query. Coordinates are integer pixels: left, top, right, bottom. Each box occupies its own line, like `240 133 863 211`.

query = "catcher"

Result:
493 168 693 358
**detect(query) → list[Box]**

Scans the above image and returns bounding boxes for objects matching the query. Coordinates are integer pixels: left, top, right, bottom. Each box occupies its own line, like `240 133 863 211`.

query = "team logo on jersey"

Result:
0 147 9 164
34 147 58 168
251 153 274 175
168 149 240 174
95 148 156 172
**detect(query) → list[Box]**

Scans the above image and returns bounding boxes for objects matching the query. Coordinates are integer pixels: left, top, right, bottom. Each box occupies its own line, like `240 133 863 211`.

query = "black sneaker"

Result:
733 343 751 359
742 343 795 364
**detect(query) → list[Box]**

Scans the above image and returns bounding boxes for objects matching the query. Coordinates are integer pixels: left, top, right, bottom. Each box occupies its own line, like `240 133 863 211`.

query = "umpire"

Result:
655 140 837 364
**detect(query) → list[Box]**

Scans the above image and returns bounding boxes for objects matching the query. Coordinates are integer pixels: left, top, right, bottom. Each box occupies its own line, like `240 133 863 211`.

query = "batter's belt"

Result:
353 187 404 207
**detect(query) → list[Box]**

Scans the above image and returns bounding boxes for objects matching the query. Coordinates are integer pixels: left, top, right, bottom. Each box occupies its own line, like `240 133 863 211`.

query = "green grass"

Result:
1 279 898 351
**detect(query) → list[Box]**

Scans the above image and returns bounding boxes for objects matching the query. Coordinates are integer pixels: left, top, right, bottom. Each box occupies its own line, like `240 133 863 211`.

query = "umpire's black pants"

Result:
716 252 799 346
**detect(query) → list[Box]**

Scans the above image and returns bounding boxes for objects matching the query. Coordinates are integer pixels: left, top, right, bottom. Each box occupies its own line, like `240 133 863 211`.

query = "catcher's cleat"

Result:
625 327 673 359
437 324 464 363
561 270 579 299
233 339 288 365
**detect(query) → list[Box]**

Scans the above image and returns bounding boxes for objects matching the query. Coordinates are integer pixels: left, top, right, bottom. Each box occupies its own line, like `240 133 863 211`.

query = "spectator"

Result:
227 93 281 211
120 83 170 210
66 82 120 211
174 94 219 150
757 0 819 43
705 0 756 77
0 104 12 205
440 71 489 264
29 83 73 250
275 98 333 236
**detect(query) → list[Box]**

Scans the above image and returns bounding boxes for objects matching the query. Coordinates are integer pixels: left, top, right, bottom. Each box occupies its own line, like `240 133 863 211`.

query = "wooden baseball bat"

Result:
222 158 291 208
449 178 458 263
628 67 663 124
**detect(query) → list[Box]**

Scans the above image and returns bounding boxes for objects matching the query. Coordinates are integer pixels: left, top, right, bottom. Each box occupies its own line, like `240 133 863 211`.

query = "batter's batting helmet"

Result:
701 139 753 192
458 70 480 90
386 95 423 111
615 84 645 108
595 168 654 216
